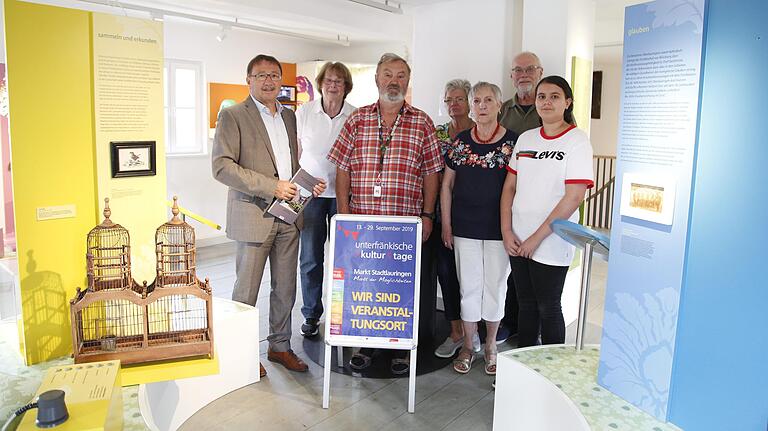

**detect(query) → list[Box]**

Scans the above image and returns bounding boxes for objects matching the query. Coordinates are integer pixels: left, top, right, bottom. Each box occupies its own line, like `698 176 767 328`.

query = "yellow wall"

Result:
5 1 167 364
92 13 166 284
5 0 97 363
571 56 593 135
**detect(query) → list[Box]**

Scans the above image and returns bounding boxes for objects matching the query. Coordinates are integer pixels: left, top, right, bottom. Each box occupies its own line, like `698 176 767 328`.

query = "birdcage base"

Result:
74 339 213 365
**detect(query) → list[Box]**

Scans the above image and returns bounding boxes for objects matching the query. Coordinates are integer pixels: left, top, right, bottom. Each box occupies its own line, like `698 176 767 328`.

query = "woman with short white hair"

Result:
432 78 479 359
441 81 517 375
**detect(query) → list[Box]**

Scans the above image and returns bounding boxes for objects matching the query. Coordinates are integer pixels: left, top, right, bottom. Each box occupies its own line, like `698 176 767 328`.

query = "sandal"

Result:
349 352 372 371
485 348 497 375
452 348 475 374
391 358 410 375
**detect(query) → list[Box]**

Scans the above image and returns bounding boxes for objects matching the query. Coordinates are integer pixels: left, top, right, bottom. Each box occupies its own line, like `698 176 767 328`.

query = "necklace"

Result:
473 123 501 144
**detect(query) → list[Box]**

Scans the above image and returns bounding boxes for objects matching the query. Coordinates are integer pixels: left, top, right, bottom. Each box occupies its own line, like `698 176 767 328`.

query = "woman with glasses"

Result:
432 79 479 359
500 76 593 349
296 62 356 338
441 82 516 375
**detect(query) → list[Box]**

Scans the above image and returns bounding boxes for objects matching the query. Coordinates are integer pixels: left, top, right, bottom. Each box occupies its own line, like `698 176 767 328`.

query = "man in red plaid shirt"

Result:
328 53 443 375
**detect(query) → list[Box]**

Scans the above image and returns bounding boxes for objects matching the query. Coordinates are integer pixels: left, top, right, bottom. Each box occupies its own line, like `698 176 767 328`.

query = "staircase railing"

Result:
584 155 616 230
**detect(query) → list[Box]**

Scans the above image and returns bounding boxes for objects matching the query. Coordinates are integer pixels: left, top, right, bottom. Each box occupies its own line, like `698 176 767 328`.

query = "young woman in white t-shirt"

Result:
499 76 594 348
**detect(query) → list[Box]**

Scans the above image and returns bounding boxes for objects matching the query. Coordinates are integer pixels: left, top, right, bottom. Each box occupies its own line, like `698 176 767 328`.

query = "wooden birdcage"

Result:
86 198 134 292
70 197 214 365
156 197 196 287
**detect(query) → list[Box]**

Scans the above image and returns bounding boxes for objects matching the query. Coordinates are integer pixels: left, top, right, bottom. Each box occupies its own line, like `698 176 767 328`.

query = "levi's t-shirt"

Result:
506 125 594 266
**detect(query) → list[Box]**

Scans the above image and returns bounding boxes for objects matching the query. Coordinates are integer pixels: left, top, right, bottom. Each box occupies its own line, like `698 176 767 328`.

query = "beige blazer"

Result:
212 96 302 243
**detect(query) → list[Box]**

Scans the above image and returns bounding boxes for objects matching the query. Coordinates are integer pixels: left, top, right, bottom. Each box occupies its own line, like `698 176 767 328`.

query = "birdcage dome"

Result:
87 198 132 291
155 196 197 287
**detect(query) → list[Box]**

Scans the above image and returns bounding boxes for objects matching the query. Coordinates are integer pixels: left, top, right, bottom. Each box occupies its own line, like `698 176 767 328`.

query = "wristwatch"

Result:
420 211 436 221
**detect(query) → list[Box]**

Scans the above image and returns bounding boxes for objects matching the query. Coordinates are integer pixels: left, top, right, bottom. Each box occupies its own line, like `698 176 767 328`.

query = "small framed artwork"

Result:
591 71 603 119
110 141 156 178
278 85 296 102
619 172 677 225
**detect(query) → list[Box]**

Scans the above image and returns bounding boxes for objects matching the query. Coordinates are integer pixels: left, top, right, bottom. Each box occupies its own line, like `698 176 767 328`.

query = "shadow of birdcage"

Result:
70 197 214 365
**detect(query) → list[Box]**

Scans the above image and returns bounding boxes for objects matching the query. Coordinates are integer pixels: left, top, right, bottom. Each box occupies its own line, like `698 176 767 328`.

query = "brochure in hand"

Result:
267 168 321 224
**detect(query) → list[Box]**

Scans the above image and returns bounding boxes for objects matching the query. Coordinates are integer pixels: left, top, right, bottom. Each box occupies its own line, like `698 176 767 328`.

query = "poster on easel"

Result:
324 214 422 350
322 214 422 412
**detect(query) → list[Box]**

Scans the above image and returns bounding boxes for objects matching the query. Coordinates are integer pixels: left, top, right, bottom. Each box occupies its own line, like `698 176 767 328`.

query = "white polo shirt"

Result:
296 98 355 198
251 96 293 181
507 125 594 266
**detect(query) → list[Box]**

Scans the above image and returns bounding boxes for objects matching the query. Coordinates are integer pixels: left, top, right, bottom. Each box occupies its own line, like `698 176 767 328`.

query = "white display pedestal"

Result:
492 345 590 431
138 298 260 431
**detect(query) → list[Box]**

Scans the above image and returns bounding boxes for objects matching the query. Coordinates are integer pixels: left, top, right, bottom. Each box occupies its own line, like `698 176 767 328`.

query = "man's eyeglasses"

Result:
250 72 282 81
444 97 467 104
511 66 541 75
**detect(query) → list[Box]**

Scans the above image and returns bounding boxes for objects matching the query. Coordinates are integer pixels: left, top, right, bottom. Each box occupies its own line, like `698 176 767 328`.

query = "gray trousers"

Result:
233 220 299 352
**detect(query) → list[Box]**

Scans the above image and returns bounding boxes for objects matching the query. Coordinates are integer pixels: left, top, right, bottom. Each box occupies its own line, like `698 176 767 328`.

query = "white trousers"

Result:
453 236 510 322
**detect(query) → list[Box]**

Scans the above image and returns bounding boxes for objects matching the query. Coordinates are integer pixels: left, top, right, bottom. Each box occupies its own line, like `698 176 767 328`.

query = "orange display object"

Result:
208 62 296 128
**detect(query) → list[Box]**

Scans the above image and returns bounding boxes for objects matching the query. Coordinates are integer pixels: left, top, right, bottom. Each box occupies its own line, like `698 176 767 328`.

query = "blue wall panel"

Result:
669 0 768 429
598 0 707 420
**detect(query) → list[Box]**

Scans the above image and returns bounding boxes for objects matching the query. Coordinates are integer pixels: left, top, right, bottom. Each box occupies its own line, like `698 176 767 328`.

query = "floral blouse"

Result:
445 130 515 170
436 123 454 158
444 128 518 240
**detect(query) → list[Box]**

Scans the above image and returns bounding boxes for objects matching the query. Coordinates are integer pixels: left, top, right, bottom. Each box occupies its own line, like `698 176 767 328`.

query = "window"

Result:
164 59 206 155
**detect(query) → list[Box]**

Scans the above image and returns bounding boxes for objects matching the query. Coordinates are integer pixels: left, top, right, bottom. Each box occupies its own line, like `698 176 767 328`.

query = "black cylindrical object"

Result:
35 390 68 428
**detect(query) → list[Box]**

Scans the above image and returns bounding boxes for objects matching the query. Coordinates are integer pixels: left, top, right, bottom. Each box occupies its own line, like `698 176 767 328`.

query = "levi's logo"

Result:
516 150 565 160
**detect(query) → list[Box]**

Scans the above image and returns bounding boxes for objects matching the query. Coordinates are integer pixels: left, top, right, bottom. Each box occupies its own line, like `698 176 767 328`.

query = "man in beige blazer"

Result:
212 54 325 377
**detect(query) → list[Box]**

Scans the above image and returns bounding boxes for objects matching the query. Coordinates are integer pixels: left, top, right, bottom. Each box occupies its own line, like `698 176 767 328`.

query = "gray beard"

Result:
380 91 405 103
517 83 534 97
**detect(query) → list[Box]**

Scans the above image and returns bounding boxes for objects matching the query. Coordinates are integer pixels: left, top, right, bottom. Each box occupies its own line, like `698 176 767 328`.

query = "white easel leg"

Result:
336 346 344 368
408 348 417 413
322 344 332 409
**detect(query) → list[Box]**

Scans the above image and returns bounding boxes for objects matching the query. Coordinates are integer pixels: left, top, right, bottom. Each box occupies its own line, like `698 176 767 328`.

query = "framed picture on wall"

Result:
278 85 296 102
619 172 677 225
110 141 156 178
591 71 603 119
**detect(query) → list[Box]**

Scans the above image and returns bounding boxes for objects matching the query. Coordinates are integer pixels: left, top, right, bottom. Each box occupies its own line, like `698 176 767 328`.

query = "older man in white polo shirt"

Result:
296 62 356 337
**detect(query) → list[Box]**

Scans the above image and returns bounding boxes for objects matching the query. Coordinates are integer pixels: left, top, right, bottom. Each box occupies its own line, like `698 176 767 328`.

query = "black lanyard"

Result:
377 104 404 170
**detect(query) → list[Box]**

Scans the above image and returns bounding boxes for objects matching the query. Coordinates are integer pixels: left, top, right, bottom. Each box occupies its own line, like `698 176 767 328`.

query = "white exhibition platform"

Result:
493 345 590 431
138 298 261 431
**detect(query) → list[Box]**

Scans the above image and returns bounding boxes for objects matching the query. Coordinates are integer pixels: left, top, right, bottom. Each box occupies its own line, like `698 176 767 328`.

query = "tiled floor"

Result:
0 241 608 431
179 241 609 431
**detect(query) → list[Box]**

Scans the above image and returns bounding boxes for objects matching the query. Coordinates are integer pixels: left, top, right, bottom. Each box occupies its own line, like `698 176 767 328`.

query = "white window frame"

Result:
164 59 207 156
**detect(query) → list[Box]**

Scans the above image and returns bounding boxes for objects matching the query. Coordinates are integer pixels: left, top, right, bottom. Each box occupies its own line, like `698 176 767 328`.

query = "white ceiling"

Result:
24 0 646 56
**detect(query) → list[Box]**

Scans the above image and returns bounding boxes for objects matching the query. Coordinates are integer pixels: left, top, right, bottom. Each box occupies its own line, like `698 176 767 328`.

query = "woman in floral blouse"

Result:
433 79 478 359
441 82 516 375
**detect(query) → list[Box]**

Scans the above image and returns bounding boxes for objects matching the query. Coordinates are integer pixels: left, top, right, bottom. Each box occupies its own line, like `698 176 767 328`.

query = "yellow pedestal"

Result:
120 354 219 386
19 360 123 431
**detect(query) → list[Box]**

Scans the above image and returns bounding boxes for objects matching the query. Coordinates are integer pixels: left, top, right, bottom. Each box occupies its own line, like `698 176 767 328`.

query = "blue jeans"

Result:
299 197 336 320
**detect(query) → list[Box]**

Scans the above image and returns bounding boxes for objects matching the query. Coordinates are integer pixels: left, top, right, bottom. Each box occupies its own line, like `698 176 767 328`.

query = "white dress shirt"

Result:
296 98 356 198
251 95 292 181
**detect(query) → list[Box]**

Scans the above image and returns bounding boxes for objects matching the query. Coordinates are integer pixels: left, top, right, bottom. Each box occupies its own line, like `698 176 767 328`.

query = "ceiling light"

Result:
216 24 230 42
348 0 403 14
78 0 351 46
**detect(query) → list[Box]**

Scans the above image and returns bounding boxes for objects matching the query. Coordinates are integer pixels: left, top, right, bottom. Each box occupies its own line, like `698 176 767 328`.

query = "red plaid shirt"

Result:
328 102 443 216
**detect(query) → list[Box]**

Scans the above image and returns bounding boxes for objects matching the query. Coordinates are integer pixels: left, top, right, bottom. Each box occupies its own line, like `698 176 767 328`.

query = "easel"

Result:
321 215 422 413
